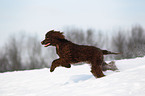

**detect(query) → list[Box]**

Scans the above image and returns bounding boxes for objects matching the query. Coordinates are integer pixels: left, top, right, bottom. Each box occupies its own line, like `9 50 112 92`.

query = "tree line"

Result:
112 26 145 59
0 25 145 72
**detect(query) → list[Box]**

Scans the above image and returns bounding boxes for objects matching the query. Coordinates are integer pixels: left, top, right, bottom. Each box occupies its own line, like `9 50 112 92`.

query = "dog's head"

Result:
41 30 65 47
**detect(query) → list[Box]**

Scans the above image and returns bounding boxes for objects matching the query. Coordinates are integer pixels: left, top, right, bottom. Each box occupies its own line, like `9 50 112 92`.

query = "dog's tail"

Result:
102 50 120 55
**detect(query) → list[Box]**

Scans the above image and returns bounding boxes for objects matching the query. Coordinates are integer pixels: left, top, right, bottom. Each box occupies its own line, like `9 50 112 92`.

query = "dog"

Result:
41 30 119 78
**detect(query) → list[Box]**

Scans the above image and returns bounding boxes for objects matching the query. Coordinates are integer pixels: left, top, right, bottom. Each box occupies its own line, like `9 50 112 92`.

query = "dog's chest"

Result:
56 45 63 57
56 45 70 58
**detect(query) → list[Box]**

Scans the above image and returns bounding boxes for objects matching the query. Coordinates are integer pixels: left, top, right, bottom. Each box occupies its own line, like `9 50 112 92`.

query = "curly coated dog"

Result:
41 30 119 78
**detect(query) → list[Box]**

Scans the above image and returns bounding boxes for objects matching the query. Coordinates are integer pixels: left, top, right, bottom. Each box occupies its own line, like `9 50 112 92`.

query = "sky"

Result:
0 0 145 45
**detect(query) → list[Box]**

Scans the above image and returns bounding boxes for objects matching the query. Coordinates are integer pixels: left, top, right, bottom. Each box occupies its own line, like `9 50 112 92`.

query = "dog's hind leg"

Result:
90 60 105 78
91 64 105 78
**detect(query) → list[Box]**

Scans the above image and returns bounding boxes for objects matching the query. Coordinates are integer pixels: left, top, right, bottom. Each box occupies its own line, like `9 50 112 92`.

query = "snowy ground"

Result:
0 57 145 96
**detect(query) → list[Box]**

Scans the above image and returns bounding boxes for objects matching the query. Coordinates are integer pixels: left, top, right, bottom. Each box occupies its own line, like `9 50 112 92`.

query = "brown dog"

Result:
41 30 119 78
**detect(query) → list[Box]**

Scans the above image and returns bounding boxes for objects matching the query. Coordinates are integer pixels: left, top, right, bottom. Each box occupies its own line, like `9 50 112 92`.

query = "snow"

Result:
0 57 145 96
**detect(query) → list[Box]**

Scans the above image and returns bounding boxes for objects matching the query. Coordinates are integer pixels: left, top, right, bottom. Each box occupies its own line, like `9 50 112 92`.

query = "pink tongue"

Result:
45 43 50 47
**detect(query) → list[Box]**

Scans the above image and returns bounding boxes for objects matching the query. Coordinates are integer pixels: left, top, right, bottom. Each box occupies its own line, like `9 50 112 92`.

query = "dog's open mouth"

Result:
44 43 51 47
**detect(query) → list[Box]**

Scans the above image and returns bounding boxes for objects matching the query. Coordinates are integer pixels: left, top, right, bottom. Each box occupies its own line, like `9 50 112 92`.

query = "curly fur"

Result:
41 30 118 78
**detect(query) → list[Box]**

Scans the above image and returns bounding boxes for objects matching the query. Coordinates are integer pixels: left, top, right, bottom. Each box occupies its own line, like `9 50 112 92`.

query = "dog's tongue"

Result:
45 43 50 47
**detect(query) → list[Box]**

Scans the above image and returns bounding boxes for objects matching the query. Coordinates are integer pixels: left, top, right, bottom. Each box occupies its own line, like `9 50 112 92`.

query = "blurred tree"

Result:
0 34 50 72
0 50 9 72
127 26 145 57
112 25 145 59
5 37 22 71
64 27 104 48
26 36 48 69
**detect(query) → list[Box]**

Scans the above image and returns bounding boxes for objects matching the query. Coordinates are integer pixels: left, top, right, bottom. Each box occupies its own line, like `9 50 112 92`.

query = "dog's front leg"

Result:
50 58 71 72
50 59 61 72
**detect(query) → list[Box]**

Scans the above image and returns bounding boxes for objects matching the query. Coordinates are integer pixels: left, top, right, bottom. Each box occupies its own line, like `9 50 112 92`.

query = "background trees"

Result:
0 26 145 72
64 28 104 48
112 25 145 59
0 34 50 72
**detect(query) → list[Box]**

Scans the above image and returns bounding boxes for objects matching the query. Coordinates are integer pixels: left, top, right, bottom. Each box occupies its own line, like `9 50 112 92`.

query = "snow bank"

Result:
0 57 145 96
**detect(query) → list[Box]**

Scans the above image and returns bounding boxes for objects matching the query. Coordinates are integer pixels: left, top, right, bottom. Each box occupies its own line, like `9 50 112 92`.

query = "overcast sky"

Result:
0 0 145 45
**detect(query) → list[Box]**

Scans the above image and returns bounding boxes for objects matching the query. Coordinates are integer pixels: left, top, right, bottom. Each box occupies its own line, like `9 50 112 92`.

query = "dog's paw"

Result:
50 69 54 72
64 64 71 68
50 63 57 72
50 65 57 72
